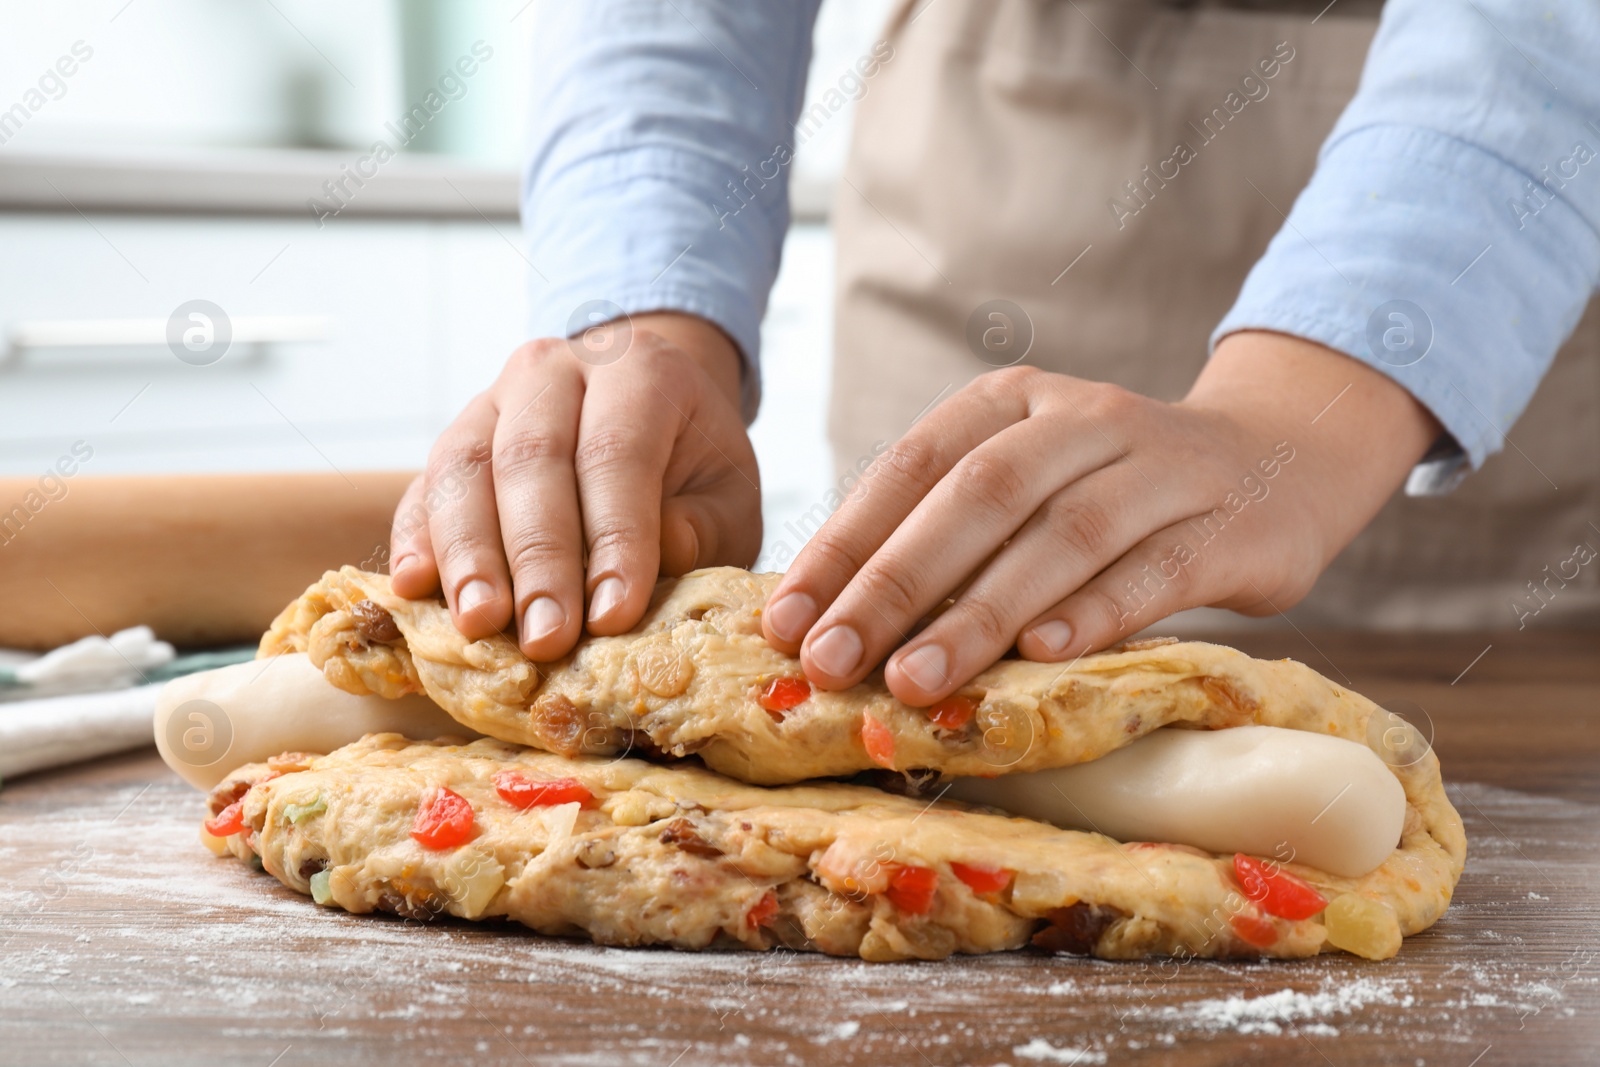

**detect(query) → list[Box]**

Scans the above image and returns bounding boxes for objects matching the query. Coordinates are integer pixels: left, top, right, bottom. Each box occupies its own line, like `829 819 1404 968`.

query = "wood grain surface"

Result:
1 630 1596 1066
0 472 413 650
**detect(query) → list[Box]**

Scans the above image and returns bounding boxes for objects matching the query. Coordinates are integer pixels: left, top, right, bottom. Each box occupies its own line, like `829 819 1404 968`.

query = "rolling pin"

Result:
0 472 413 650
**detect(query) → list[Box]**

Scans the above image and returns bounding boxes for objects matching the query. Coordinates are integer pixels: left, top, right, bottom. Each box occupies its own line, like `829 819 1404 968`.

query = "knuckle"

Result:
494 430 566 475
505 337 568 373
1079 584 1137 638
797 532 864 578
956 594 1014 649
1043 496 1117 559
505 530 572 578
1154 544 1201 599
432 525 492 571
637 333 687 368
574 426 642 479
984 364 1042 395
857 556 928 620
1079 380 1142 425
583 523 637 564
429 438 493 484
872 435 942 491
947 451 1029 515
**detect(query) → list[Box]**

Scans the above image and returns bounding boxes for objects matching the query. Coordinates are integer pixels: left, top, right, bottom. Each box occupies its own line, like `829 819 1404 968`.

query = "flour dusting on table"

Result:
2 774 1596 1065
1145 975 1412 1036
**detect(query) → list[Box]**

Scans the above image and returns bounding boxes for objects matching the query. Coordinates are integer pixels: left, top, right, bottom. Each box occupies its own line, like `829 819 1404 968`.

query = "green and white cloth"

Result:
0 631 256 785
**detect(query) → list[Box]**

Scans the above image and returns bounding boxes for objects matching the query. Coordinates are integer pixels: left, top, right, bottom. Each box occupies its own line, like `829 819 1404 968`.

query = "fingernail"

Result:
809 624 863 679
588 576 625 622
523 596 565 644
766 592 818 643
899 643 949 693
457 579 495 618
1030 620 1073 656
682 524 701 571
390 553 417 577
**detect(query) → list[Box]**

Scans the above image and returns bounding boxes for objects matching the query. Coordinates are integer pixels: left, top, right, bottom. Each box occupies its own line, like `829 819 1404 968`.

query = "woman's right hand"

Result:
388 311 762 661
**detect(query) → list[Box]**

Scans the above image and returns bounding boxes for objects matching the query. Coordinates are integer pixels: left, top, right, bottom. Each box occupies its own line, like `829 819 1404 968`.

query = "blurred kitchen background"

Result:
0 0 895 570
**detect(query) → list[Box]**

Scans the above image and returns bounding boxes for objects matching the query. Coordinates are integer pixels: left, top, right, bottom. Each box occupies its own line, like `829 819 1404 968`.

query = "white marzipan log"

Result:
154 653 477 791
158 659 1405 877
946 725 1406 878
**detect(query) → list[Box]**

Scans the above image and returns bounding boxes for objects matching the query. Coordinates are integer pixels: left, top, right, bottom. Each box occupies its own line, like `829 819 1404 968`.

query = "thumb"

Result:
660 480 763 576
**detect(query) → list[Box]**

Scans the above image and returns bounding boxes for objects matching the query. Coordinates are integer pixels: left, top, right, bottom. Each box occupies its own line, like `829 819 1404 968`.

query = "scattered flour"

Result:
1149 976 1414 1037
1012 1037 1107 1064
813 1020 862 1044
2 774 1595 1065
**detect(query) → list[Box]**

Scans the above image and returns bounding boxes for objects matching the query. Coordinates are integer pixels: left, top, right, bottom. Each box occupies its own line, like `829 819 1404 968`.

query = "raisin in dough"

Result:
204 733 1457 962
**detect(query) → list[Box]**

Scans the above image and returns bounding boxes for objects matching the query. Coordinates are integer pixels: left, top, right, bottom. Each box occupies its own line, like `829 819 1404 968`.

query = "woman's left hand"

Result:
761 331 1441 705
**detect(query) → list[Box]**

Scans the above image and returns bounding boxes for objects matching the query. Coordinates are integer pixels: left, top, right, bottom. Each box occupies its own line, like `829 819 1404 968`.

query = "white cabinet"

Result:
0 213 529 475
0 203 838 575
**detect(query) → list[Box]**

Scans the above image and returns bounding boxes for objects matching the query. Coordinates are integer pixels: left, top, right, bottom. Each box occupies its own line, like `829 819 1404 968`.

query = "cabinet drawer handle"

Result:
2 315 331 363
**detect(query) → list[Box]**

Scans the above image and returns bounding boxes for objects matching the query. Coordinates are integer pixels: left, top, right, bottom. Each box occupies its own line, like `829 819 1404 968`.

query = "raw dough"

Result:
946 726 1406 878
155 653 475 790
227 566 1464 961
204 732 1458 962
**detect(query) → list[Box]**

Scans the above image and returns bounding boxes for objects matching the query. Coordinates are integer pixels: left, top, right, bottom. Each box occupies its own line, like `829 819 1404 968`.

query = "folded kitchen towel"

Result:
0 625 258 784
0 632 256 702
0 626 174 701
0 684 164 785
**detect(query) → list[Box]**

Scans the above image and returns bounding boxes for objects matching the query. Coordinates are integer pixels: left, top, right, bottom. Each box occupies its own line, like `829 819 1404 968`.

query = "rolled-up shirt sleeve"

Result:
1212 0 1600 488
521 0 823 422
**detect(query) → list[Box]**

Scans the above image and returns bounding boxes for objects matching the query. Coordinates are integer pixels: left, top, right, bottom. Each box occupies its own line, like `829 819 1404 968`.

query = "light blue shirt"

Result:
522 0 1600 482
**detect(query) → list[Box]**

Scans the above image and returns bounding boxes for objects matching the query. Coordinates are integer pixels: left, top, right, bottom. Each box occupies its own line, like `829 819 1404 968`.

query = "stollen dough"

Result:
217 565 1465 961
946 726 1406 878
201 732 1457 962
258 567 1450 795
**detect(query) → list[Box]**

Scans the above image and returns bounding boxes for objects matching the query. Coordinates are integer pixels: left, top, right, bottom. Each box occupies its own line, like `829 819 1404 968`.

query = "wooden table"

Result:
3 631 1597 1066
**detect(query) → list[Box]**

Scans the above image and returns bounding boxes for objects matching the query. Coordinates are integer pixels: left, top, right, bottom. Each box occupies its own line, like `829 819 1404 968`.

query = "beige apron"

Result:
831 0 1600 631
